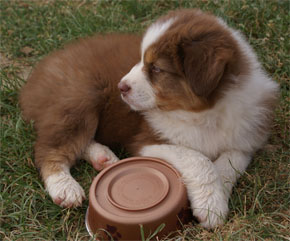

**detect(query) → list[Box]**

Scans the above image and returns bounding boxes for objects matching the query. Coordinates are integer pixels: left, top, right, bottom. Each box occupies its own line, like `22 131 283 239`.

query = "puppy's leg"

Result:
40 155 85 208
214 151 251 197
33 107 99 207
82 141 119 171
35 126 95 207
139 144 228 229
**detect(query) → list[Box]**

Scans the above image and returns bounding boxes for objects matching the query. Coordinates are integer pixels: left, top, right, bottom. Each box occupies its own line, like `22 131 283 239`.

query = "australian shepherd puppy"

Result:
20 9 278 228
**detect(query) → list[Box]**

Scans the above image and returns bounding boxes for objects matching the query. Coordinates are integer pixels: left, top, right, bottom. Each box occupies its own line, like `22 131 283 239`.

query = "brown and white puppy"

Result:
20 9 278 228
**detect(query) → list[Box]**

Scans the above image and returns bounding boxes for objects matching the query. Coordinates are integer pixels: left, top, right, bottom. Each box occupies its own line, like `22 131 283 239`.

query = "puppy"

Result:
20 9 278 228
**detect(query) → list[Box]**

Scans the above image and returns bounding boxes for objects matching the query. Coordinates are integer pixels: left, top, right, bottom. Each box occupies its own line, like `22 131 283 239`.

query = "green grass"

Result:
0 0 289 240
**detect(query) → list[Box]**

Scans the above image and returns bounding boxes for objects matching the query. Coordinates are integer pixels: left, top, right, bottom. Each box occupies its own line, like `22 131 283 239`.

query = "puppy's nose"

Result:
118 82 131 94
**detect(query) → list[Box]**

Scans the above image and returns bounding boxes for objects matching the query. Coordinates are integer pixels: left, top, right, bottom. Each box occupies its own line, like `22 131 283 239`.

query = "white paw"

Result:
45 172 85 208
83 142 119 170
187 179 229 229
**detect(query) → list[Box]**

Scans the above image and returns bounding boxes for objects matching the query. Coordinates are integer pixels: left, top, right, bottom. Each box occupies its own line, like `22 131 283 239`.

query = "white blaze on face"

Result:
141 18 175 59
119 18 176 111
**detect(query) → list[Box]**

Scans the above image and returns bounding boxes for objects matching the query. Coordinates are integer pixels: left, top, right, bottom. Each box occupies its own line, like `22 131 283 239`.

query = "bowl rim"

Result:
85 208 94 238
88 156 186 224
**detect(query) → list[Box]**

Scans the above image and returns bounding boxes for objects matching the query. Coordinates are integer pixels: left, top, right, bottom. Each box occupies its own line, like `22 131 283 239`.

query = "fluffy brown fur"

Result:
20 34 143 180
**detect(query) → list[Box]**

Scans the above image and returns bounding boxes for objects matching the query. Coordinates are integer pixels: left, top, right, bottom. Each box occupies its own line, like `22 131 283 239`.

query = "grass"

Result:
0 0 289 240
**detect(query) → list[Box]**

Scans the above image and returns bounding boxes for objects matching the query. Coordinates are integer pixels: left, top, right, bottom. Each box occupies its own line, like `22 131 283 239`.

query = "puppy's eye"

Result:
151 65 161 73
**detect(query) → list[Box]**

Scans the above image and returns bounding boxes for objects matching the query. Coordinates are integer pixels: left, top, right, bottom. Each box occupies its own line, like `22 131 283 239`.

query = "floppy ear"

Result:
181 41 233 97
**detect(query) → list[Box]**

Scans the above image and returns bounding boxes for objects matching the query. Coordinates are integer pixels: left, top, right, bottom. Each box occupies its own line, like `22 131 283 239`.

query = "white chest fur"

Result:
144 109 228 160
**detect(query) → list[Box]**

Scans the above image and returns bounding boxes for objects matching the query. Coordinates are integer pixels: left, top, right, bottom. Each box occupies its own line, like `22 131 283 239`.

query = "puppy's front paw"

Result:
84 142 119 171
45 172 85 208
188 179 229 229
195 193 229 229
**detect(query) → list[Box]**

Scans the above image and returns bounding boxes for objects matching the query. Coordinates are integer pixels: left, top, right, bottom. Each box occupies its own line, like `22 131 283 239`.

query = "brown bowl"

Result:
86 157 192 240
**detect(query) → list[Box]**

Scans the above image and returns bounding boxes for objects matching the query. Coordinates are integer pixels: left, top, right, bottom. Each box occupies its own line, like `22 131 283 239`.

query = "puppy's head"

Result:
119 9 245 112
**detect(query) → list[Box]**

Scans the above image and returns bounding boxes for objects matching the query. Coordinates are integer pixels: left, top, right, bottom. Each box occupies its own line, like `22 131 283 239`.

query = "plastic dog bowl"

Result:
85 157 192 240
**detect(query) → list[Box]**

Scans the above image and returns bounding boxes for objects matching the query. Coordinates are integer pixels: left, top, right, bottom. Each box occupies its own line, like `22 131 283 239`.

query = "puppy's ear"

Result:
180 40 233 98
